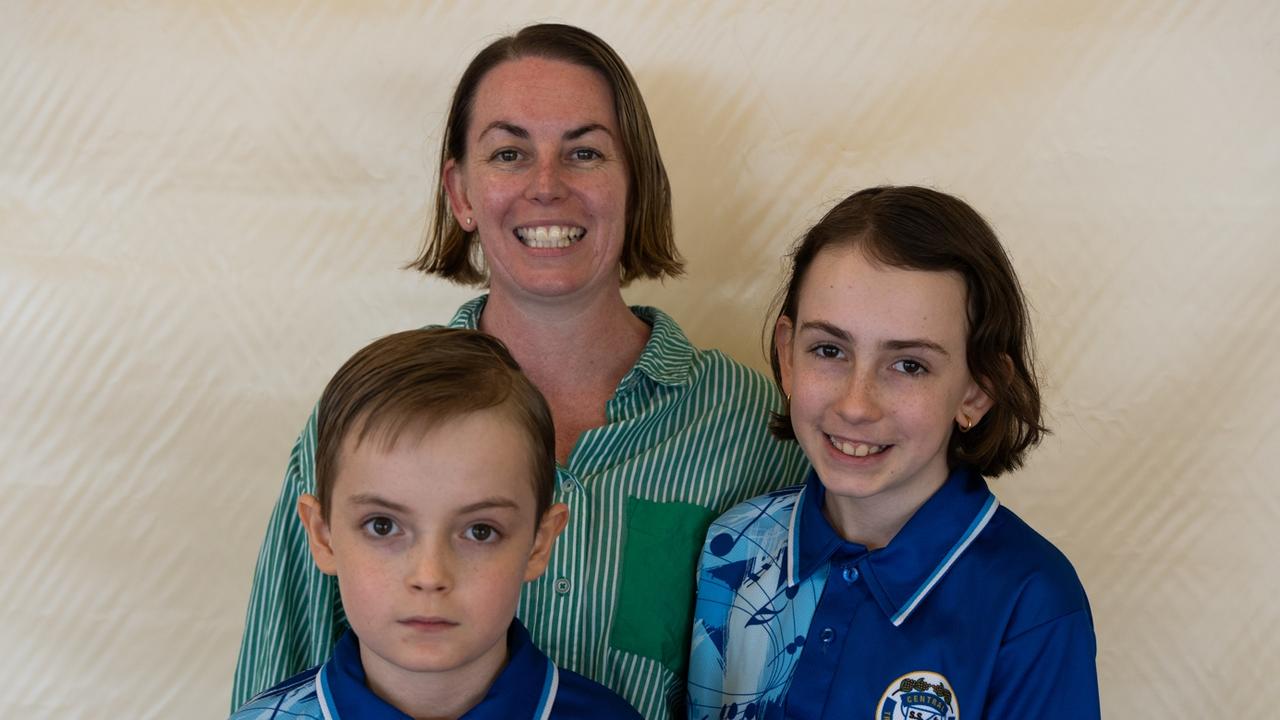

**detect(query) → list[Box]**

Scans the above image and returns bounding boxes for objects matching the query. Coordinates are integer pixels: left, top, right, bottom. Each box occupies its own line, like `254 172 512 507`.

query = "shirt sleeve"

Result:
984 607 1101 719
230 408 343 709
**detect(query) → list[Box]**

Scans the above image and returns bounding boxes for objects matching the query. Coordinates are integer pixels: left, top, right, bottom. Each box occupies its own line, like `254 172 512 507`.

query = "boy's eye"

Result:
892 359 928 376
464 523 500 543
363 516 398 537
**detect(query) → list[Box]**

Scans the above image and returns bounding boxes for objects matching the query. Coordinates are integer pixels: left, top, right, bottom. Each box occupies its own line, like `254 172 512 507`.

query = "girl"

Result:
688 186 1099 719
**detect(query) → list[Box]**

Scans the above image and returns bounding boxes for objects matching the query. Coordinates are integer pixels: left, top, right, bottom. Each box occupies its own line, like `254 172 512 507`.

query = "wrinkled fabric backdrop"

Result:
2 2 1276 717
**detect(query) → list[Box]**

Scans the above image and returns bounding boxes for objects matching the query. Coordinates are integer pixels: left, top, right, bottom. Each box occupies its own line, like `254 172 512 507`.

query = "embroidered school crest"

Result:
875 672 958 720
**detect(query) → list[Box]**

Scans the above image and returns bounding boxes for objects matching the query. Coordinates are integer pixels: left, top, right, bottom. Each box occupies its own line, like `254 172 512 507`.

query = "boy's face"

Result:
298 407 567 696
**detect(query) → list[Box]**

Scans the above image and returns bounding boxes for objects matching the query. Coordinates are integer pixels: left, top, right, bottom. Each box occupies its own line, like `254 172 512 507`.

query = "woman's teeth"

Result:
828 436 887 458
515 225 584 248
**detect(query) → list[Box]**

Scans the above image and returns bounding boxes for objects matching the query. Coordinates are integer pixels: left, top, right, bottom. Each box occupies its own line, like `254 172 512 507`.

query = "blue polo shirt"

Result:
232 619 641 719
688 467 1099 720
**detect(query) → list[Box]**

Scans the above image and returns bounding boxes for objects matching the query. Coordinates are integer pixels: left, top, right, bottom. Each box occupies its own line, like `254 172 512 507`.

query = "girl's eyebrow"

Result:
800 320 949 356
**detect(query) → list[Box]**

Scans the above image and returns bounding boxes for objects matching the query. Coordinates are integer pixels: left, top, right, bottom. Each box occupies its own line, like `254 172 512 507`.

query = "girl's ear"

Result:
297 494 338 576
774 315 796 398
524 503 570 582
957 354 1007 430
442 159 473 227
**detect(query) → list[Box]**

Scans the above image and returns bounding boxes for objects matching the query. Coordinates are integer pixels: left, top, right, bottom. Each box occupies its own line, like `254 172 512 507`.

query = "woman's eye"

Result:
493 149 521 162
571 148 602 162
464 523 500 543
892 359 927 376
363 516 398 537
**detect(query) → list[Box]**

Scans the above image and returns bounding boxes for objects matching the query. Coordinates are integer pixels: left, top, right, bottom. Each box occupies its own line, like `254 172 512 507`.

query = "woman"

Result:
233 24 807 719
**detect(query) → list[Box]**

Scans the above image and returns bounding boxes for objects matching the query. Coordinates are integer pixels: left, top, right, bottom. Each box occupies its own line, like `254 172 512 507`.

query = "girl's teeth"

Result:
830 436 886 457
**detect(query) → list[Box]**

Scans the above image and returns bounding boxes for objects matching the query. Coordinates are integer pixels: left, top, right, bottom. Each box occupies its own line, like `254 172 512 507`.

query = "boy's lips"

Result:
399 616 458 632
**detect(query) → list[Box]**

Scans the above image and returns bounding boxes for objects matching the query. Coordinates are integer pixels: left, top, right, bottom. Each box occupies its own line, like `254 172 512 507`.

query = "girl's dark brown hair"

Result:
408 23 682 286
769 186 1047 477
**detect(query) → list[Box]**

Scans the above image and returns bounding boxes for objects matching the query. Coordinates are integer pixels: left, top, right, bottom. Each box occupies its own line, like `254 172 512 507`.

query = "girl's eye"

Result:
363 516 398 537
812 343 843 360
892 359 928 376
464 523 500 543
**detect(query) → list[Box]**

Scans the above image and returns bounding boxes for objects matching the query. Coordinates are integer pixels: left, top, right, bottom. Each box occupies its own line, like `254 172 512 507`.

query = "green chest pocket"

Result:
609 497 718 675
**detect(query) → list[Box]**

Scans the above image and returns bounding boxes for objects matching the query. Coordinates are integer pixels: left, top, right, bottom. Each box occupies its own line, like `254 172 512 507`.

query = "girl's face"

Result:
775 244 993 544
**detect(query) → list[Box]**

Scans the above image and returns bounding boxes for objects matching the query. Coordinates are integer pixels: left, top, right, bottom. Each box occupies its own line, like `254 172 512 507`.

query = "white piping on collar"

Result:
786 486 806 587
890 494 1000 627
534 659 560 720
315 667 337 720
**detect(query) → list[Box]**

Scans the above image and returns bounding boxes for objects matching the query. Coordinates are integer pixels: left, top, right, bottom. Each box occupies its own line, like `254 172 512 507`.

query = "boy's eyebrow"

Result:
478 121 613 142
799 321 949 356
457 497 521 514
346 493 412 514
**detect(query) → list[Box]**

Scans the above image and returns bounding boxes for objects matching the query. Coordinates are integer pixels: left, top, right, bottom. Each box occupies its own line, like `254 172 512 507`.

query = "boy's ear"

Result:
523 503 569 582
297 494 338 577
774 316 796 398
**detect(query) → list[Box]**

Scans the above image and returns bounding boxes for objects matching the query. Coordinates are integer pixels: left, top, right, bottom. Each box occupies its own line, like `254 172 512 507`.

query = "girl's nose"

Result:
834 369 883 423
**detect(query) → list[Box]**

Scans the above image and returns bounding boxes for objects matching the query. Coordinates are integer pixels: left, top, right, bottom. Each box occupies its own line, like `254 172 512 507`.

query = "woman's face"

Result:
444 57 629 305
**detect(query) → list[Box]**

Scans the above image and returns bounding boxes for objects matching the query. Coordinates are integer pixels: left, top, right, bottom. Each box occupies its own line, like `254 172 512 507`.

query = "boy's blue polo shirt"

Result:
231 619 641 720
688 467 1099 720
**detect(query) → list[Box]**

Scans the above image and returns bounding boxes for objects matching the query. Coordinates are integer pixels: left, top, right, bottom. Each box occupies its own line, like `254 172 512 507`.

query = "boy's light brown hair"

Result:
314 327 555 520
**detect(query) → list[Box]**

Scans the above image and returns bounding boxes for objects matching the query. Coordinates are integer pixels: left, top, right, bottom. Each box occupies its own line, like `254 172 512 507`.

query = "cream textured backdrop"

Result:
2 1 1276 717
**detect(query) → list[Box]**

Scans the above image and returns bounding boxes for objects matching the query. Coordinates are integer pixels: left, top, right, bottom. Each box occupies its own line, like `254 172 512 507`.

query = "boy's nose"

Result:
407 541 452 592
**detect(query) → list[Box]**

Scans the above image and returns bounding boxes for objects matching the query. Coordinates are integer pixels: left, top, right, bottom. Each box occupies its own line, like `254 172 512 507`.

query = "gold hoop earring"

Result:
959 415 973 432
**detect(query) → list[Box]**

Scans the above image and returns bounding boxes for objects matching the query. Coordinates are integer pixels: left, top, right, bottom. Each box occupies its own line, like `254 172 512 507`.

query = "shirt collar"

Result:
788 466 1000 627
322 621 558 720
323 629 411 719
449 295 695 388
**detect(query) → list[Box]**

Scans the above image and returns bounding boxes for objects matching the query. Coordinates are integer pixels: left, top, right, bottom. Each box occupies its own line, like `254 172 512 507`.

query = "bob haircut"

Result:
409 22 683 286
769 185 1047 477
314 327 556 521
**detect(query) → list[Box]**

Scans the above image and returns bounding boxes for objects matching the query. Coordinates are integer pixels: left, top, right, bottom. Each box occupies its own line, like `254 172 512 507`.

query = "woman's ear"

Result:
524 503 570 582
774 315 796 399
442 158 473 227
297 494 338 577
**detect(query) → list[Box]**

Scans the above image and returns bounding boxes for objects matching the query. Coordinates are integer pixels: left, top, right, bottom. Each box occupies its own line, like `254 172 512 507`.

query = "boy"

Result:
232 328 641 719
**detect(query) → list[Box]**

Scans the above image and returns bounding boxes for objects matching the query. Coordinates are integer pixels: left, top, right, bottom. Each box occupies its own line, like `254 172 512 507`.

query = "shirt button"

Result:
820 627 835 643
554 577 571 595
842 566 859 583
560 478 575 492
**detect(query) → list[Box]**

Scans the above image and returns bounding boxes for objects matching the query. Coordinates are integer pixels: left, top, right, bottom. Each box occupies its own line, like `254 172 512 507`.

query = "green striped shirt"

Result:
232 295 808 718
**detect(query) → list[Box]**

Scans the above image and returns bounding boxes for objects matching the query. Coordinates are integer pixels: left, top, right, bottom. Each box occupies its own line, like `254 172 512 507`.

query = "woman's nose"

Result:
526 156 568 202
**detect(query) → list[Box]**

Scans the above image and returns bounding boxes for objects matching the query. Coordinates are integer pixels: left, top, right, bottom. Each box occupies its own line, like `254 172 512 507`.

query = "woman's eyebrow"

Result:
564 123 611 140
478 121 528 140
